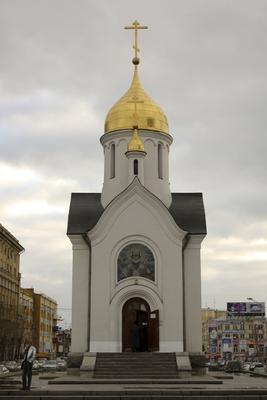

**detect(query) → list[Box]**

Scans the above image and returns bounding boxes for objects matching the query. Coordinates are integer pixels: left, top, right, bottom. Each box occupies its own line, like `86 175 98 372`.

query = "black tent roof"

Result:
67 192 206 235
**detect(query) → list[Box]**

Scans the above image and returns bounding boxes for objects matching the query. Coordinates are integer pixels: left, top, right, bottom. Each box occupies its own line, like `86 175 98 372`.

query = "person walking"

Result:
21 339 36 390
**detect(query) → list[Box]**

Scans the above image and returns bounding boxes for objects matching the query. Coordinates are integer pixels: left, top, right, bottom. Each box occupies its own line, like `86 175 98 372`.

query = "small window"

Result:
110 143 115 179
158 144 163 179
134 159 138 175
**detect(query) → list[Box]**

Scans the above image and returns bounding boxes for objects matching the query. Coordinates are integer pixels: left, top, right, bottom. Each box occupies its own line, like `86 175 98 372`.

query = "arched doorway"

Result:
122 297 159 352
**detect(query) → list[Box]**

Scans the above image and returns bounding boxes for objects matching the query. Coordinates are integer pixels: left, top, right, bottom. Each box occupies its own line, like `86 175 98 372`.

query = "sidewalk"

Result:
2 371 267 398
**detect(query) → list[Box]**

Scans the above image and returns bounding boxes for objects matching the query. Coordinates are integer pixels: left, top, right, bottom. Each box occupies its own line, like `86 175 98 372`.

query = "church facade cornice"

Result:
88 178 187 246
100 129 173 147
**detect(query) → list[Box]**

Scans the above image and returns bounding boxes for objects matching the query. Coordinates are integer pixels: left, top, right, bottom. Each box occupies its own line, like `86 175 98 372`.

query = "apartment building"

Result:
33 292 57 354
19 288 34 345
203 314 267 362
0 224 24 360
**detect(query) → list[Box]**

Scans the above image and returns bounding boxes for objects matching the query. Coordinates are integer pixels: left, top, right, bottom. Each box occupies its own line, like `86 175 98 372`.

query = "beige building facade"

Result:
0 223 24 360
19 288 57 355
19 288 34 345
202 308 227 323
0 224 58 359
32 292 57 354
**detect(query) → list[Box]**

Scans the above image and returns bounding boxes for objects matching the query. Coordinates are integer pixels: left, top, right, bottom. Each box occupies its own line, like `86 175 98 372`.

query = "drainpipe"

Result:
82 233 92 353
182 234 190 352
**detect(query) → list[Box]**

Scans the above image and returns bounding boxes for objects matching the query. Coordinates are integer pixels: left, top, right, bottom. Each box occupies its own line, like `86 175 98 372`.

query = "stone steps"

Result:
93 352 178 379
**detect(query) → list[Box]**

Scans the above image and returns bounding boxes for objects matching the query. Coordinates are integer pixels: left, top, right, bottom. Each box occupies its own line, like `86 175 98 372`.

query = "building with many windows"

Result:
19 288 34 346
19 288 58 356
32 292 57 354
0 223 24 360
202 311 267 362
0 224 58 359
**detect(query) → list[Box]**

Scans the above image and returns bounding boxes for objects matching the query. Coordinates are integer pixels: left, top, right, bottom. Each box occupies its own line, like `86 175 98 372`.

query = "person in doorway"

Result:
140 322 147 352
21 338 36 390
131 320 141 352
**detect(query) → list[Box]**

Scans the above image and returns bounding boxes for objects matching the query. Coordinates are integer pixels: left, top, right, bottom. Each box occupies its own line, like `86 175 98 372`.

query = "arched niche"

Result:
117 243 155 282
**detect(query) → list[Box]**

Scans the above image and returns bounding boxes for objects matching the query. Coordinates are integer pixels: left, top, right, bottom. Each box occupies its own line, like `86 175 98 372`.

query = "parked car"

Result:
4 361 19 372
217 360 226 369
56 359 66 371
36 358 47 369
253 363 265 374
249 362 255 371
0 365 9 375
32 360 40 370
42 360 57 371
225 360 241 372
242 362 251 371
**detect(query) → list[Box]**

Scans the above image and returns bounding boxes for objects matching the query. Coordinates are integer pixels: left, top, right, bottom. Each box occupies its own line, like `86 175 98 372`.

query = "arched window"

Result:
158 144 163 179
110 143 115 179
134 159 138 175
117 243 155 282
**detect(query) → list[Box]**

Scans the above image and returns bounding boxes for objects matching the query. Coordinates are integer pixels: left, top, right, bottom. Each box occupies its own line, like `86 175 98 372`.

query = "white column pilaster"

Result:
69 235 90 353
183 235 205 352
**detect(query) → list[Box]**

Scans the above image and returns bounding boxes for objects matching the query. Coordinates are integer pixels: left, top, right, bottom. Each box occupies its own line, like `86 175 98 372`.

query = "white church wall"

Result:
88 183 186 352
100 130 172 208
116 138 128 183
69 235 90 353
141 135 172 207
183 235 205 353
101 138 129 207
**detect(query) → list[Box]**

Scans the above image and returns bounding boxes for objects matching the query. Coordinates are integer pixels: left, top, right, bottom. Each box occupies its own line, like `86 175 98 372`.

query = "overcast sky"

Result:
1 0 267 326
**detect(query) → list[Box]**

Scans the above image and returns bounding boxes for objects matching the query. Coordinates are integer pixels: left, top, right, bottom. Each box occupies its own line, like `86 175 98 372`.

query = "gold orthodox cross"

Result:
124 20 148 60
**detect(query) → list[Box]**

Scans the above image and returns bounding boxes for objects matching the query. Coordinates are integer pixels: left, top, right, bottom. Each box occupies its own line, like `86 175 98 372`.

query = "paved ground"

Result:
2 370 267 400
2 370 267 392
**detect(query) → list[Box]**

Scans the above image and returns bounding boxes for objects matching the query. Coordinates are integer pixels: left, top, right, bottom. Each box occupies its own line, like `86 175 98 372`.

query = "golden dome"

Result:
104 66 169 134
127 128 145 152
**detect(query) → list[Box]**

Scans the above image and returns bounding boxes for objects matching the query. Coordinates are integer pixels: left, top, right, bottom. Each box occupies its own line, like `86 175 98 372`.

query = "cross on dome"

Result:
124 20 148 65
104 20 169 135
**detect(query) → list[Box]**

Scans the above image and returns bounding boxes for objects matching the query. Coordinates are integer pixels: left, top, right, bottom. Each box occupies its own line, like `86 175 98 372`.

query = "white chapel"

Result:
67 21 206 359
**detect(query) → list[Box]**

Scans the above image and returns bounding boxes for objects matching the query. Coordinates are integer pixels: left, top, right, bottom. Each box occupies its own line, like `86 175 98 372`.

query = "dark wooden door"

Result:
147 310 159 351
122 298 150 352
122 309 136 352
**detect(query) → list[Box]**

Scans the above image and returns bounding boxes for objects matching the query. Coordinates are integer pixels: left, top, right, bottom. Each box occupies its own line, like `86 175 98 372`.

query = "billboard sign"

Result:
246 302 265 315
227 302 246 314
227 302 265 316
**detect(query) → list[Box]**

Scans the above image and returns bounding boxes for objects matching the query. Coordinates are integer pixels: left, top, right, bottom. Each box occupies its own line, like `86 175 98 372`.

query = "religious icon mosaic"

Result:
117 243 155 281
